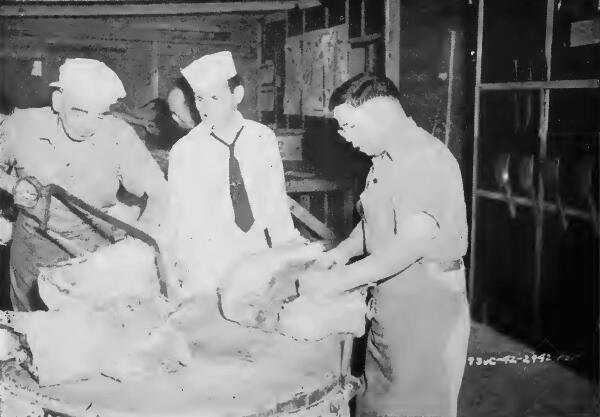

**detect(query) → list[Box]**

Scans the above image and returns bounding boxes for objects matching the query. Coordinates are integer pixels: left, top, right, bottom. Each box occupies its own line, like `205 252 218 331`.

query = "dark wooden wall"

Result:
0 14 261 117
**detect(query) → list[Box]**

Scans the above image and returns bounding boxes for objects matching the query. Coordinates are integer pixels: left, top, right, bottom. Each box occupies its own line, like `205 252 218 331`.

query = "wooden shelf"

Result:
286 176 353 193
479 79 600 91
475 188 593 220
349 33 381 44
0 1 321 17
475 188 535 207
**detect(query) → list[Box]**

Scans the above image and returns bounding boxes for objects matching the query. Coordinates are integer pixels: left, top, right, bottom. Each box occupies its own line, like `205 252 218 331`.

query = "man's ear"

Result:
233 85 244 105
51 90 63 113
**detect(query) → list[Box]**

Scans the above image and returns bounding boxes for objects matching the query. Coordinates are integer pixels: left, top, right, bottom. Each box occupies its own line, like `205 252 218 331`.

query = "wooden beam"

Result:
544 0 555 81
384 0 400 87
360 0 366 38
475 188 595 221
532 0 556 339
349 33 381 44
468 0 484 314
288 196 337 241
342 188 355 236
264 11 288 24
444 30 457 146
286 177 353 193
0 1 321 17
480 79 600 90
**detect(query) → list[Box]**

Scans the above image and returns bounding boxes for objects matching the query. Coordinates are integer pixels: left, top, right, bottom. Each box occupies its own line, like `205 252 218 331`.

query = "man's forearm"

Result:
331 235 430 292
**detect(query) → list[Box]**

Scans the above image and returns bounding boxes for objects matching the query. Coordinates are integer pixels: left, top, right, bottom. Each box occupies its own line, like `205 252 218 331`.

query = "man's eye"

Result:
196 97 203 102
211 96 218 100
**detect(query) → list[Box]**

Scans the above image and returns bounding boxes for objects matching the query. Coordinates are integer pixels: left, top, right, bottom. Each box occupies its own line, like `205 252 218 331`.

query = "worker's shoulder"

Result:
243 119 276 141
106 115 138 136
170 123 206 155
107 117 149 151
8 106 54 126
1 107 54 142
393 131 460 181
413 128 461 172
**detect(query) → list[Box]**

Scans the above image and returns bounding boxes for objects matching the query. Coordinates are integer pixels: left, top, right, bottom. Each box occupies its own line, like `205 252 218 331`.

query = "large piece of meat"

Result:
0 240 365 416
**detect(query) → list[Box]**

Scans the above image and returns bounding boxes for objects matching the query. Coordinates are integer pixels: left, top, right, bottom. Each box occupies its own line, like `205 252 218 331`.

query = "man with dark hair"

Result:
328 72 402 109
167 76 201 132
300 73 470 417
163 51 305 302
111 76 201 152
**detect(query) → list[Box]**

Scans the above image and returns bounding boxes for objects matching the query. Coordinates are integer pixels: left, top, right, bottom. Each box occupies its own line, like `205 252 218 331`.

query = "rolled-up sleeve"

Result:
392 155 467 261
116 122 168 229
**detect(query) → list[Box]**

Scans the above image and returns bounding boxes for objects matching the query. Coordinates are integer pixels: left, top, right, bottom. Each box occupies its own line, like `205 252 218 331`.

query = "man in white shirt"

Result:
0 58 167 311
165 51 304 301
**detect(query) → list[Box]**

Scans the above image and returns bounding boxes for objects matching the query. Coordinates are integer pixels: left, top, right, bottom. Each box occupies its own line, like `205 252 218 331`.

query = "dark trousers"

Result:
0 241 12 310
348 254 371 417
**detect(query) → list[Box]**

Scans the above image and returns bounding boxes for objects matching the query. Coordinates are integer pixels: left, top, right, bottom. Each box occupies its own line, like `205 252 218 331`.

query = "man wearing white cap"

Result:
164 51 304 301
0 58 167 311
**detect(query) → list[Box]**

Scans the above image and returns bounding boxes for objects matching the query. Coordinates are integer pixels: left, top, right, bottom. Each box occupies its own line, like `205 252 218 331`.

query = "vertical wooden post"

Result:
323 192 331 229
257 19 263 64
544 0 555 82
384 0 400 88
469 0 485 317
533 0 556 336
366 42 377 73
444 30 457 146
345 0 350 25
256 20 265 124
285 11 290 130
343 188 355 236
150 40 159 100
360 0 366 38
301 8 306 130
597 133 600 381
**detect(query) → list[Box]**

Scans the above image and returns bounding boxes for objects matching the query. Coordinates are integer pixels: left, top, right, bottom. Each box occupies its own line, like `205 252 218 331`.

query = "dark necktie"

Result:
210 126 255 232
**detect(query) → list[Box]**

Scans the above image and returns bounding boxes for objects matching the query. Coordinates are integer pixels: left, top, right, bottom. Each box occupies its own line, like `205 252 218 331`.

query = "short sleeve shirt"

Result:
0 107 166 233
360 119 468 262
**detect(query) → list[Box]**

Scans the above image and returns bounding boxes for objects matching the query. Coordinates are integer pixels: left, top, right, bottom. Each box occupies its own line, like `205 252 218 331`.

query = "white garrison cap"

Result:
181 51 237 91
50 58 126 106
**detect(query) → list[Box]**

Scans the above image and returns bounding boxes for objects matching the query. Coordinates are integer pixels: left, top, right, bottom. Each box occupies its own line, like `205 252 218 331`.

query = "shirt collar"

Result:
207 111 244 137
374 117 422 163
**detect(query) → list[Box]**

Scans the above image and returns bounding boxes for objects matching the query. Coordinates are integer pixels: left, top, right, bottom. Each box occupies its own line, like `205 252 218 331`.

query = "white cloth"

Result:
163 114 303 300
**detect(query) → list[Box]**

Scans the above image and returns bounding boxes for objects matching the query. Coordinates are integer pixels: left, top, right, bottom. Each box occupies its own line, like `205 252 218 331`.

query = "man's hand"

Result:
312 248 350 270
298 268 343 299
0 217 12 245
13 178 41 209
